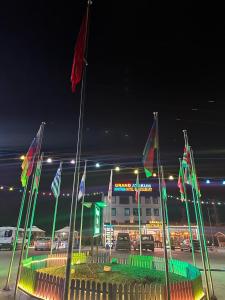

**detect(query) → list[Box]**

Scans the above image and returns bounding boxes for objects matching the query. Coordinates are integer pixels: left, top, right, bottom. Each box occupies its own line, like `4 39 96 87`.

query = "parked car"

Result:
115 233 131 251
34 237 55 251
180 239 200 252
133 234 154 252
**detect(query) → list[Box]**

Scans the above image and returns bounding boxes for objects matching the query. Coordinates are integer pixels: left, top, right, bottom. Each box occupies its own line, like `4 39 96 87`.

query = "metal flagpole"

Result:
179 158 196 266
183 130 211 300
190 147 216 299
136 172 142 255
108 169 113 258
50 162 63 255
14 122 45 300
79 160 87 253
207 207 214 250
3 183 28 291
25 154 44 259
154 112 170 300
64 3 91 299
161 166 172 260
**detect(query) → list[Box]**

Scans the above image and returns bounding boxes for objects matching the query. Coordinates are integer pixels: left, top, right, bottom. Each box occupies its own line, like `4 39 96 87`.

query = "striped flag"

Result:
32 154 43 195
51 162 62 199
107 170 113 203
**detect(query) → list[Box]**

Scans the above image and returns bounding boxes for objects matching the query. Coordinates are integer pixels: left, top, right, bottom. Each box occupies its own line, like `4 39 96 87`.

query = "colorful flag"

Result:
51 163 62 199
71 14 87 92
135 173 140 203
178 167 185 201
32 156 43 195
143 119 157 177
161 177 167 202
107 170 113 203
78 167 86 201
21 128 41 187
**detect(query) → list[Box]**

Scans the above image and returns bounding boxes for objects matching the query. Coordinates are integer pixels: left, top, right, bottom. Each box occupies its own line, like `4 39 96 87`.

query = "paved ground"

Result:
0 247 224 299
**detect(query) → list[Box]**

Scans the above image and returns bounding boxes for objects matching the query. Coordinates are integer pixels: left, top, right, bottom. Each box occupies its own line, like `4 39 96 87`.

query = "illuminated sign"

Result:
94 204 101 237
147 221 163 228
114 183 152 192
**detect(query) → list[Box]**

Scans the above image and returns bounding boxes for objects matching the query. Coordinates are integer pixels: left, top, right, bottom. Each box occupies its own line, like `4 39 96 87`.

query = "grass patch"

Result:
38 263 185 285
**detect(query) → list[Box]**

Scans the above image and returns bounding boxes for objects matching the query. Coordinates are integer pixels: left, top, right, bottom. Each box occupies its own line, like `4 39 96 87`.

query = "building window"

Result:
145 197 151 204
154 208 159 216
132 196 136 204
124 208 130 216
111 208 116 216
119 196 129 205
112 196 116 204
153 197 158 204
146 208 151 216
133 208 142 216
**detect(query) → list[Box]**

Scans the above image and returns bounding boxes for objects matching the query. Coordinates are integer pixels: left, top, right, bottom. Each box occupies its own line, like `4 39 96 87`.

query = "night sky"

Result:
0 1 225 230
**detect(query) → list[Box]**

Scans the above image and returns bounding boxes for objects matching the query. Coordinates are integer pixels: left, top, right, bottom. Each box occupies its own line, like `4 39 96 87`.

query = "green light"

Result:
96 201 107 208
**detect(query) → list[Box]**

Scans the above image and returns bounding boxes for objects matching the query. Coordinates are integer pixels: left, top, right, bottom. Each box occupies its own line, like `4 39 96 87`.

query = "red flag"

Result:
71 14 87 92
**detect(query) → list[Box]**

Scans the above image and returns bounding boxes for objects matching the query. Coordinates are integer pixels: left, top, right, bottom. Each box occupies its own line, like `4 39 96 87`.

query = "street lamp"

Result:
47 158 52 163
206 179 210 184
20 155 25 161
168 175 174 181
153 173 157 177
70 159 75 164
134 169 139 174
115 166 120 172
95 162 100 168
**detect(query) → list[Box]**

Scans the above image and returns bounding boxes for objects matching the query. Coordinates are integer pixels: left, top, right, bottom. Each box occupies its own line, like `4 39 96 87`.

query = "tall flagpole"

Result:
179 158 196 266
3 184 28 291
64 3 91 299
79 160 87 253
136 172 142 255
108 169 113 258
25 153 44 259
14 122 45 300
161 166 172 260
50 161 63 255
183 130 211 300
154 112 170 300
190 146 215 299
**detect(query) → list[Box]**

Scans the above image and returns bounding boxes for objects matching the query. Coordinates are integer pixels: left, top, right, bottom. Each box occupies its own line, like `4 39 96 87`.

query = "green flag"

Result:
32 157 42 195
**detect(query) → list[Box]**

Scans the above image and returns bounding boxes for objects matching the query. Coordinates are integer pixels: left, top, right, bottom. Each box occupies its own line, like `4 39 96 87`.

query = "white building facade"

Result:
103 194 161 225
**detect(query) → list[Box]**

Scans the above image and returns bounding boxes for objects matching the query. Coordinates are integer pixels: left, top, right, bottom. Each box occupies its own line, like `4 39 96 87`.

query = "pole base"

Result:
3 286 10 291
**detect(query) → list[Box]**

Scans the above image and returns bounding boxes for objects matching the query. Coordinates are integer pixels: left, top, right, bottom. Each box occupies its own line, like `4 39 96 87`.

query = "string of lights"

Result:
0 183 224 206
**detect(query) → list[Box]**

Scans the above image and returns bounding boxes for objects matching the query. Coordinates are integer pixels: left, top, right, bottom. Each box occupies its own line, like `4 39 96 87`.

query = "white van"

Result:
0 227 24 250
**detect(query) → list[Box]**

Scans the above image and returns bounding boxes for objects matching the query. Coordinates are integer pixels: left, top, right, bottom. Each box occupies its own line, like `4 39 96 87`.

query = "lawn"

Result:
38 263 185 285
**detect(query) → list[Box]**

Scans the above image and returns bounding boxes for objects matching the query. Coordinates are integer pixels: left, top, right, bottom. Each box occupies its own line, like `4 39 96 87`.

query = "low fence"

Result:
19 252 204 300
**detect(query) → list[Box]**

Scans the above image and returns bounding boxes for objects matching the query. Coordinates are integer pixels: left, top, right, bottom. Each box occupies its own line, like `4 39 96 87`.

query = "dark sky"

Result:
0 1 225 229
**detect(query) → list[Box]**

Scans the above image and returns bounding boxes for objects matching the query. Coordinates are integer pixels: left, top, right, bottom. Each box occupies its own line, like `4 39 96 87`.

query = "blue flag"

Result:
51 162 62 199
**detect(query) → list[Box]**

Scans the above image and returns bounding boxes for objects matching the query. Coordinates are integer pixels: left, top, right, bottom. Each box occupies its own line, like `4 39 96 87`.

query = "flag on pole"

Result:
135 173 140 203
143 119 158 177
107 170 113 203
71 14 88 92
32 155 43 195
21 127 41 187
51 163 62 199
78 166 86 201
178 167 185 201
